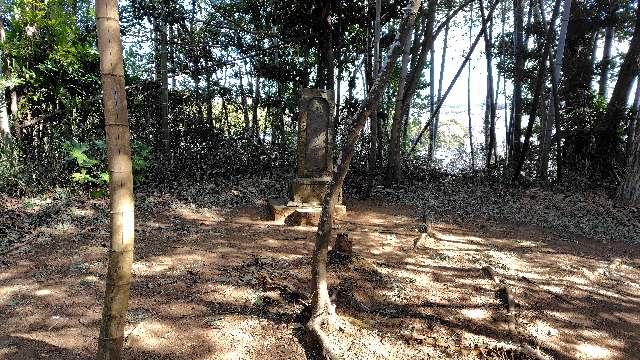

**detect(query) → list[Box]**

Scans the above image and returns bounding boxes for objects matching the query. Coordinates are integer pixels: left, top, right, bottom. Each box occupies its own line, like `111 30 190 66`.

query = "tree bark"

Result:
315 0 334 93
430 21 449 165
428 48 435 161
0 21 10 143
468 2 475 171
308 2 421 357
480 2 496 168
625 76 640 160
368 0 382 180
598 2 617 98
512 0 562 181
240 59 250 132
252 72 261 141
159 18 169 158
510 0 525 165
386 3 417 186
410 0 500 154
539 0 571 181
595 3 640 178
95 0 135 359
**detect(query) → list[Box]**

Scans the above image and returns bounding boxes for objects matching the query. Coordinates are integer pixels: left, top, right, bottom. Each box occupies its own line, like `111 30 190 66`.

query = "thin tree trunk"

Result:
239 61 250 132
510 0 525 165
539 0 571 181
398 0 442 161
205 66 213 127
368 0 382 179
512 0 563 181
316 0 334 93
625 76 640 160
95 0 135 358
468 2 475 172
598 23 614 98
401 0 458 128
597 3 640 178
308 3 421 358
170 25 176 89
431 22 449 165
252 73 261 141
386 4 416 186
159 18 169 158
428 48 435 161
480 3 496 168
0 21 10 143
410 0 500 154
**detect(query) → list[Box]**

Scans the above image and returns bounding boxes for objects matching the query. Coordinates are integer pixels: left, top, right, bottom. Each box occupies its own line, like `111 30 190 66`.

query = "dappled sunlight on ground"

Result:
1 197 639 359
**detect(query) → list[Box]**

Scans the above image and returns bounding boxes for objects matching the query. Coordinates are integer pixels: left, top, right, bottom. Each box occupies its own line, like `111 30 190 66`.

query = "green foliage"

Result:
0 142 26 193
63 139 153 197
131 141 153 184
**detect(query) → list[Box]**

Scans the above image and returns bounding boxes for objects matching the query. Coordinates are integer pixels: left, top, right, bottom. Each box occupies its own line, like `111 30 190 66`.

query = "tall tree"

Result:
430 21 449 163
429 48 435 161
480 1 496 168
625 76 640 159
512 0 562 181
368 0 382 180
386 2 417 186
539 0 572 181
0 18 10 143
510 0 525 164
307 2 421 358
468 3 476 171
252 71 261 140
410 0 500 154
159 17 169 159
95 0 136 358
594 1 640 178
598 0 617 98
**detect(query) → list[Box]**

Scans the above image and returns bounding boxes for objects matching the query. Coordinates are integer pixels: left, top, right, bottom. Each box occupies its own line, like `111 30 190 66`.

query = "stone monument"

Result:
268 88 346 225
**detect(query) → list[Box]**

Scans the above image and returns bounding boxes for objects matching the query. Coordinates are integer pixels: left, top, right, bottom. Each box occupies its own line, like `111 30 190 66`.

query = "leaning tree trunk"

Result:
386 5 416 186
308 2 421 358
95 0 136 359
512 0 562 181
410 0 500 154
594 3 640 179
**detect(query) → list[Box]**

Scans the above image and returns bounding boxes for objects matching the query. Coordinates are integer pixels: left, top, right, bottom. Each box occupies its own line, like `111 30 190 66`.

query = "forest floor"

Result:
1 176 639 359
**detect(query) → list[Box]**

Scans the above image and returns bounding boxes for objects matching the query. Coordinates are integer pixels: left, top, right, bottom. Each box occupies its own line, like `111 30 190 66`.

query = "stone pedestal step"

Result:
267 198 346 226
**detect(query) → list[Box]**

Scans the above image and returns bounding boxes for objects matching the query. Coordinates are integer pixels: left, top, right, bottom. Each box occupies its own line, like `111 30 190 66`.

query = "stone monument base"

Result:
267 198 346 226
291 177 342 205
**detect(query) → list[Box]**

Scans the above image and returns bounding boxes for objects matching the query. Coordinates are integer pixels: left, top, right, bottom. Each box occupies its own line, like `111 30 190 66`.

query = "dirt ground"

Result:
1 192 639 359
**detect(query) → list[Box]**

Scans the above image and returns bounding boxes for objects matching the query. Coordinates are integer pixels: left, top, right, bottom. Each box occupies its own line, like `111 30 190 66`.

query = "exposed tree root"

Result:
482 265 552 360
521 344 554 360
306 311 340 360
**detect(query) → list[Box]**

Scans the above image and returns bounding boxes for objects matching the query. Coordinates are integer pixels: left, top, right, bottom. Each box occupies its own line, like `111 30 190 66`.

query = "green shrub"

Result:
64 139 153 197
0 142 26 194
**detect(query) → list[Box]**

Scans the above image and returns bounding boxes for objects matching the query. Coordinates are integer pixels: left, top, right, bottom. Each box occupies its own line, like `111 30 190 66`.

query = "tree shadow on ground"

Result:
1 198 639 359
